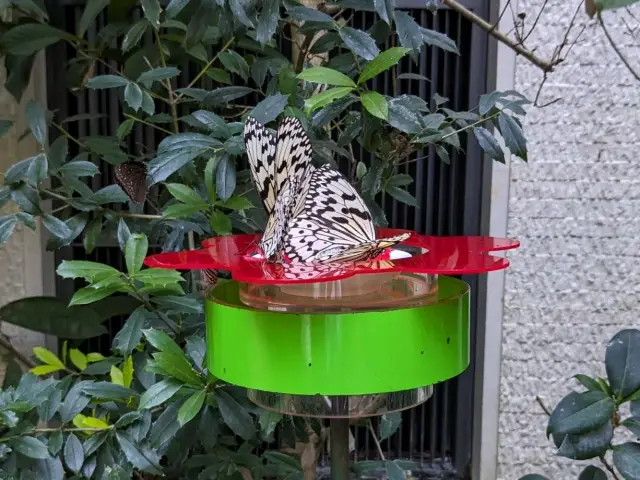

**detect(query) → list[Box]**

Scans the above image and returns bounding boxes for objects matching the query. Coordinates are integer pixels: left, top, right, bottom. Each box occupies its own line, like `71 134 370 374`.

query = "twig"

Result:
440 0 557 73
536 396 621 480
0 335 36 369
124 113 173 135
598 11 640 83
367 419 386 461
176 36 235 101
489 0 512 34
520 0 548 44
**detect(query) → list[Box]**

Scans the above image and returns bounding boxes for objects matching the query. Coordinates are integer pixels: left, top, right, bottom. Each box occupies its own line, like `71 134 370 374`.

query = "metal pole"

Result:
329 418 350 480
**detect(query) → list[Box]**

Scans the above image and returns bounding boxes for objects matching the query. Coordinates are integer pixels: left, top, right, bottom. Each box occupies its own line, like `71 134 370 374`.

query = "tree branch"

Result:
0 334 36 369
598 11 640 83
440 0 559 73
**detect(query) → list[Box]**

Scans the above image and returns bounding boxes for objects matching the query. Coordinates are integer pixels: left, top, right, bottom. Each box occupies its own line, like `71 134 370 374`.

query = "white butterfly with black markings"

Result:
243 116 409 264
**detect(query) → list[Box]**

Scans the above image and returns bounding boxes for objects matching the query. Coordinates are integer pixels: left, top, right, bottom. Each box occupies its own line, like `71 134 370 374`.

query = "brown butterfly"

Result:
114 161 148 204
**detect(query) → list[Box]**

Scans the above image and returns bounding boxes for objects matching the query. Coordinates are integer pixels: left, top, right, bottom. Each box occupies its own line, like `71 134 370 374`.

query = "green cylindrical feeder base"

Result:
205 276 470 412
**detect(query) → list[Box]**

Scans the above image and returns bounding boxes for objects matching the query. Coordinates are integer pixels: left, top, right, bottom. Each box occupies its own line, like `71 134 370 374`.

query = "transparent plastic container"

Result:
239 247 438 313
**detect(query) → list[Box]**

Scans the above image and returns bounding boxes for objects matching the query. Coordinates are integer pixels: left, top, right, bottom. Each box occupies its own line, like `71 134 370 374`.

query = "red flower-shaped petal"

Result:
143 229 519 285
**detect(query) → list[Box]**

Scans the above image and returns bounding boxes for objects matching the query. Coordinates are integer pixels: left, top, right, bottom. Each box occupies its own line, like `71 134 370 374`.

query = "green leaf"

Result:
394 11 423 51
82 381 135 399
192 110 226 134
360 91 388 120
577 466 608 480
31 365 63 375
421 27 459 54
69 349 87 371
11 436 50 459
33 346 65 369
251 94 290 125
574 374 603 392
0 23 72 56
132 268 184 285
0 297 108 339
229 0 254 27
385 460 406 480
498 114 527 161
203 86 254 106
148 133 221 184
113 308 148 355
92 185 130 204
139 379 183 409
556 420 613 460
57 260 120 282
547 391 615 437
373 0 394 24
210 210 232 235
116 119 135 140
149 400 182 448
216 390 256 440
141 0 162 28
122 20 149 53
64 433 84 474
223 196 253 210
4 156 36 184
397 72 430 82
0 216 17 244
166 183 207 207
304 86 353 115
58 160 100 177
185 335 206 367
142 93 154 116
25 152 48 184
216 153 236 202
613 443 640 479
473 127 504 162
10 0 49 20
219 51 250 81
178 389 207 426
286 5 333 22
339 27 380 60
35 457 64 480
26 100 47 145
264 451 302 475
87 75 129 89
606 329 640 399
124 83 143 111
153 351 204 385
256 0 279 44
298 67 356 87
358 47 410 85
379 412 402 440
623 417 640 437
78 0 110 37
142 328 184 357
259 409 282 441
163 203 203 218
137 67 181 88
593 0 640 12
70 285 121 306
125 233 148 275
115 433 162 475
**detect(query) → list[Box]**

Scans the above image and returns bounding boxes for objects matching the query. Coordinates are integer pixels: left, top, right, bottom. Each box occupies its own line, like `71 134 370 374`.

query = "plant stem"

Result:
0 335 36 369
127 280 180 336
52 122 86 150
367 419 385 461
124 114 173 135
536 396 621 480
176 36 235 100
155 30 181 134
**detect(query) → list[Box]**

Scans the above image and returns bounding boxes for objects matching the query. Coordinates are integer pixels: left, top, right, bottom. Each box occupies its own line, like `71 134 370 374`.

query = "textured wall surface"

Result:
0 57 49 380
498 2 640 478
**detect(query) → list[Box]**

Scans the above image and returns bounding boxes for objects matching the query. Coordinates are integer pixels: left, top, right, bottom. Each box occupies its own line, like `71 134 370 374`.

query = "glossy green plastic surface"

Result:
205 277 470 395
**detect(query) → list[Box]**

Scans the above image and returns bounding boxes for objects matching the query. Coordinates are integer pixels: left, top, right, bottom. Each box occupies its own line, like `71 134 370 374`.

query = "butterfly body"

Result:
244 117 409 265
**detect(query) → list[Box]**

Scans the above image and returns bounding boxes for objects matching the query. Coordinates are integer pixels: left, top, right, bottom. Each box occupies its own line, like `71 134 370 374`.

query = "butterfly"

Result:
114 161 148 204
244 116 410 264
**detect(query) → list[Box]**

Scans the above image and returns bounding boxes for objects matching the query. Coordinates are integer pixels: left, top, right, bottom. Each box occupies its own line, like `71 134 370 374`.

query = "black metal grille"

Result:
46 1 491 478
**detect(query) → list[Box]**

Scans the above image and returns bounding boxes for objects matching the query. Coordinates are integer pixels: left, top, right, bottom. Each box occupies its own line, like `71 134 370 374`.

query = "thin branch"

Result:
0 335 36 369
521 0 548 44
367 419 386 461
440 0 558 73
124 113 173 135
489 0 512 34
598 11 640 83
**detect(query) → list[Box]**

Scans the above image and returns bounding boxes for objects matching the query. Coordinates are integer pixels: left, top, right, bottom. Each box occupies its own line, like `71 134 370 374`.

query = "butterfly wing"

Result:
244 116 277 214
114 161 148 204
274 117 313 194
283 165 408 263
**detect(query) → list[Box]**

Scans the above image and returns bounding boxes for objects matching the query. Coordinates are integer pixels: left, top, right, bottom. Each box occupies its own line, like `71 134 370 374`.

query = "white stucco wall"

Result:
0 55 53 379
498 3 640 479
